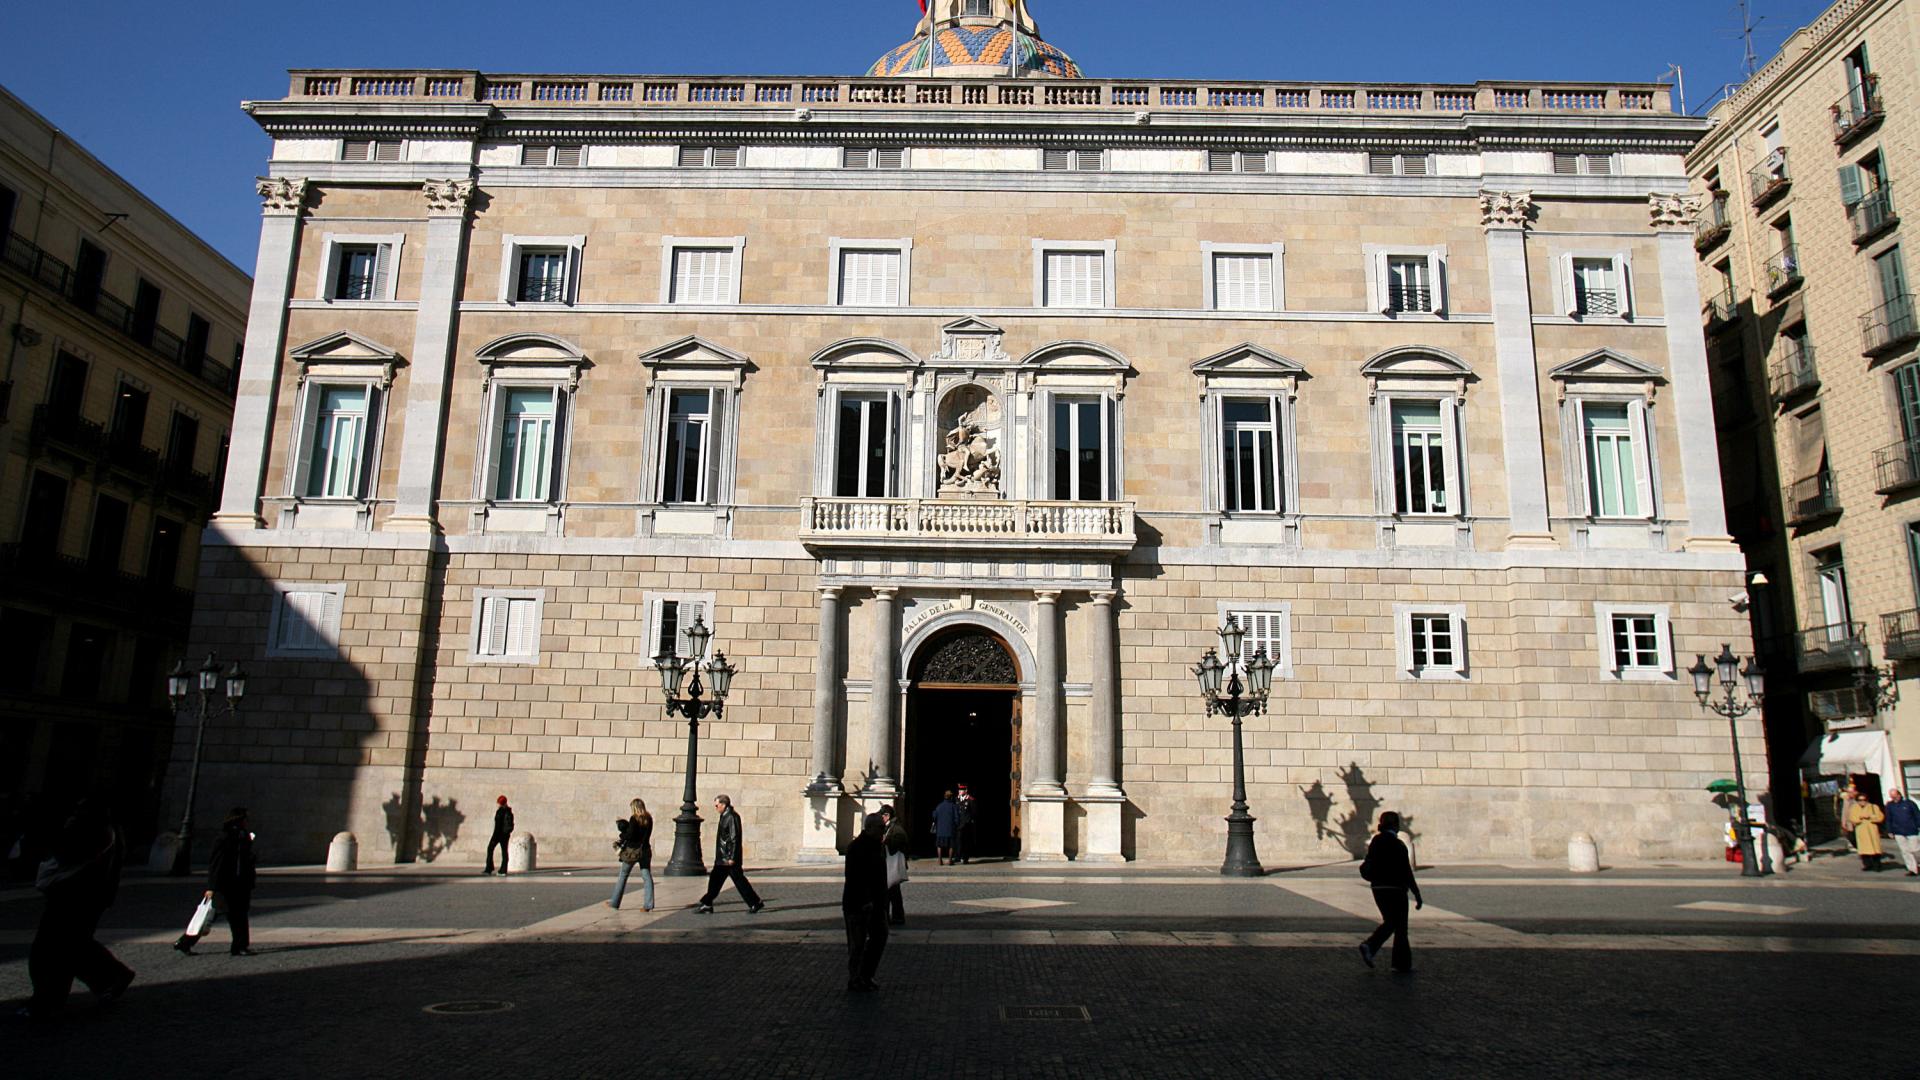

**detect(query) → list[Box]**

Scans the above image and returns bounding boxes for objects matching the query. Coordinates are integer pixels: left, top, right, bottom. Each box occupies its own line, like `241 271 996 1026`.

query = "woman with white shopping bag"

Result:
173 808 257 957
880 805 909 926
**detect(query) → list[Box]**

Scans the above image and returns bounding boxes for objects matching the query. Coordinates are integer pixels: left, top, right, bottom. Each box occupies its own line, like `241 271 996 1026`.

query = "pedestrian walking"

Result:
842 812 890 992
954 784 976 865
1357 811 1422 973
696 794 764 914
1846 790 1886 871
1886 788 1920 877
484 794 514 876
608 798 655 910
931 789 959 865
880 804 908 926
173 807 258 957
21 799 133 1021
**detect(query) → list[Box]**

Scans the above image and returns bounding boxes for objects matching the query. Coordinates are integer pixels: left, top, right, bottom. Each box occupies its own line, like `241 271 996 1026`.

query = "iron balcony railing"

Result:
335 272 377 301
0 232 236 395
1809 686 1876 723
1694 196 1732 251
1785 469 1841 525
0 543 195 626
26 404 217 509
1832 76 1884 144
1873 437 1920 494
515 276 568 303
1767 344 1819 403
1703 286 1738 326
1748 148 1791 207
1848 184 1898 244
1577 286 1621 317
1862 294 1920 357
1386 283 1432 313
1796 622 1871 672
1883 608 1920 661
1764 245 1802 296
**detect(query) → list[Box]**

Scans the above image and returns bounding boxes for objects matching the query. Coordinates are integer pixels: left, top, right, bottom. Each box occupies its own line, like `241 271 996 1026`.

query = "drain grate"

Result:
1001 1005 1090 1021
423 1000 515 1016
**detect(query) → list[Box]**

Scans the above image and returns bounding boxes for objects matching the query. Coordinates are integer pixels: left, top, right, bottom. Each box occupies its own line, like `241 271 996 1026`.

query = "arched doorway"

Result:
904 626 1021 860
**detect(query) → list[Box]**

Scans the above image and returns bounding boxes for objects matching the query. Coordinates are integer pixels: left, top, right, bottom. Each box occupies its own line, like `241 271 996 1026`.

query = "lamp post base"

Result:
1221 813 1264 877
663 808 706 877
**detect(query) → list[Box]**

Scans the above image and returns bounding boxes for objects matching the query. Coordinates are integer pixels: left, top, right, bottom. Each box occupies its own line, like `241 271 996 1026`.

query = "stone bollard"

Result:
326 832 358 872
1398 832 1418 871
1762 831 1787 872
508 833 537 873
148 832 183 873
1568 833 1600 873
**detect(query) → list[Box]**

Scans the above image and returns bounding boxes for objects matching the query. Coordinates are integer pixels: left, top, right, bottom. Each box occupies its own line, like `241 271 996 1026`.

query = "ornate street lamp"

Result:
653 614 738 877
1193 615 1274 877
165 653 247 876
1688 643 1771 877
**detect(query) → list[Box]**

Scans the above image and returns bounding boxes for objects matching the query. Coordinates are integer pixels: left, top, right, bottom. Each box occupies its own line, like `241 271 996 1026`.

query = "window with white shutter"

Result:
268 583 346 657
1212 253 1274 311
1395 603 1467 679
678 145 740 168
471 590 544 663
1367 246 1446 314
1553 152 1615 176
320 233 405 302
499 235 584 305
671 247 737 304
1043 251 1105 307
1369 152 1431 176
341 139 403 162
1225 608 1291 678
520 144 583 166
646 594 718 662
837 249 903 306
842 147 906 169
1042 148 1105 171
1593 603 1673 679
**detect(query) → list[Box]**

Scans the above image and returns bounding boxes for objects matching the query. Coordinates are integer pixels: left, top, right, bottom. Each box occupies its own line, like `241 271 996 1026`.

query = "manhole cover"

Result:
423 1000 515 1016
1001 1005 1089 1021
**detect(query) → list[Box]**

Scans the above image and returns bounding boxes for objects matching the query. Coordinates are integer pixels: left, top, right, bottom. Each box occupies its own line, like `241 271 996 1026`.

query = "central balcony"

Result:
1862 294 1920 358
1832 77 1884 145
1748 149 1790 208
1763 245 1802 297
799 496 1135 554
1784 470 1841 526
1767 343 1819 404
1694 196 1731 252
1797 622 1870 672
1849 184 1898 245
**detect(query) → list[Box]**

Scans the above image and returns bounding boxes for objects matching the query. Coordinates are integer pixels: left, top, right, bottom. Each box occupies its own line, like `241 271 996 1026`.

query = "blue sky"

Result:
3 0 1833 270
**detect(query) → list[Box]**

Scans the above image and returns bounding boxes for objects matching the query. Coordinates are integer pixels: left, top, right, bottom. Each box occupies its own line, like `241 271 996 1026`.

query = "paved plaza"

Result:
5 855 1918 1078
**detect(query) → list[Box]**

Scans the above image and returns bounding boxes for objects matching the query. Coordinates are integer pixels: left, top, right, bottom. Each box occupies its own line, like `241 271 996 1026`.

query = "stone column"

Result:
1479 190 1555 549
1079 589 1126 862
212 177 309 530
385 178 477 533
861 588 900 809
799 586 845 861
1651 194 1736 549
1024 589 1068 861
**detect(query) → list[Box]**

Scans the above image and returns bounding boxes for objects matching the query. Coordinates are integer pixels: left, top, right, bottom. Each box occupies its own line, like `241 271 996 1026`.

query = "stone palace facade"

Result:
173 1 1758 867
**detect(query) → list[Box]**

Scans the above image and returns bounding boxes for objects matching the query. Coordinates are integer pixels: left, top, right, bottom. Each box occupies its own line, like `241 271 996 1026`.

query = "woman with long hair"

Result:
608 798 654 911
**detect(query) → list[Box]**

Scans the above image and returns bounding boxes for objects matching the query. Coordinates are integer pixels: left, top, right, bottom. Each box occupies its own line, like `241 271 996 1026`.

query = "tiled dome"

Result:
868 24 1083 79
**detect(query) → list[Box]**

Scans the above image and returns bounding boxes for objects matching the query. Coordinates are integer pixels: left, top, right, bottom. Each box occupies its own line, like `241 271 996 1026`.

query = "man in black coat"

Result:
880 805 908 926
174 807 258 956
696 794 763 914
842 812 890 992
23 799 133 1019
1357 811 1422 973
484 794 514 876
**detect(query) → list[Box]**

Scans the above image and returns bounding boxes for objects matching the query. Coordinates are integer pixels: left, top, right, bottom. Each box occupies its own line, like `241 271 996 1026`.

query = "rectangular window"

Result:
474 593 541 661
496 388 557 502
269 583 345 657
677 145 739 168
515 248 569 303
660 388 711 504
837 249 903 306
21 471 68 556
1573 258 1619 316
1207 150 1269 174
1386 256 1431 312
1226 609 1289 675
131 280 160 347
306 385 370 498
1408 613 1457 673
842 147 905 169
1051 396 1111 501
332 244 387 300
650 596 714 661
111 383 149 450
1043 250 1106 307
147 517 182 586
834 392 894 497
1212 253 1274 312
88 495 129 571
1391 399 1448 515
1896 362 1920 444
184 315 211 370
1042 148 1105 172
341 139 403 162
671 247 737 304
1610 613 1660 670
1815 548 1851 638
520 143 583 166
1552 152 1615 176
1221 398 1282 513
1582 403 1644 518
1369 152 1431 176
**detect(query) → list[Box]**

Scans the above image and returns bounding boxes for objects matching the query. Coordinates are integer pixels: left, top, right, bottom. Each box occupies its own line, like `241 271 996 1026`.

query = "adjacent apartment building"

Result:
177 0 1756 867
1690 0 1919 822
0 84 249 840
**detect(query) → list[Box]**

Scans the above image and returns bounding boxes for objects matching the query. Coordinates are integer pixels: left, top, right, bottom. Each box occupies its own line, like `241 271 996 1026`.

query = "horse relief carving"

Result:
938 387 1003 495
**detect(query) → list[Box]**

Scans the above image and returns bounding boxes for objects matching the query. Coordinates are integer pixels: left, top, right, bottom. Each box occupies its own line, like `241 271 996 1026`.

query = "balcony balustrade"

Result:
799 496 1134 553
1832 76 1884 145
1796 622 1870 672
0 543 194 626
1767 344 1819 404
1848 184 1898 244
1861 294 1920 357
1693 196 1732 252
1763 245 1802 296
1808 686 1876 724
1882 608 1920 661
1748 148 1791 208
1703 286 1738 326
1785 470 1841 525
1873 437 1920 494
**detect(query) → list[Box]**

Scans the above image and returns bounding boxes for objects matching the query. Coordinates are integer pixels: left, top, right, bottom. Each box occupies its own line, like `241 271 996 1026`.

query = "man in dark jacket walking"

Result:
22 799 133 1020
880 805 908 926
842 812 890 992
174 808 258 956
696 794 763 914
1357 811 1422 973
484 794 514 876
1886 788 1920 876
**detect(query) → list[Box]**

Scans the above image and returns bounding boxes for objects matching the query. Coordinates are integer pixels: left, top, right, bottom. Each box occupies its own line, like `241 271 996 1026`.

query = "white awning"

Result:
1799 729 1899 794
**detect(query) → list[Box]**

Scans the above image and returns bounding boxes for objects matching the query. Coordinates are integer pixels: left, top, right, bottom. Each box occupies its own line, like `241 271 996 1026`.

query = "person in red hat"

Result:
485 795 514 876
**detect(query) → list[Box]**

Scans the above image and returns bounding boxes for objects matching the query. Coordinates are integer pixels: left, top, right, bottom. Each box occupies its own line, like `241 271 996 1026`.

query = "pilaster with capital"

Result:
1079 589 1126 862
385 178 479 533
861 589 900 800
212 177 312 529
1478 190 1554 547
1022 589 1068 862
799 588 848 861
1650 193 1734 546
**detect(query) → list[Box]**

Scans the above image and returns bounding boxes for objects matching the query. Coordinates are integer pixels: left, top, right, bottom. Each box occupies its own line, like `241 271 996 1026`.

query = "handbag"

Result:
185 897 215 937
885 850 909 889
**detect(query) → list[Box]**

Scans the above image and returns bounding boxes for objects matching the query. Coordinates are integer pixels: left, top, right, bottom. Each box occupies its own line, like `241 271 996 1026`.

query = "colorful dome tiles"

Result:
867 26 1083 79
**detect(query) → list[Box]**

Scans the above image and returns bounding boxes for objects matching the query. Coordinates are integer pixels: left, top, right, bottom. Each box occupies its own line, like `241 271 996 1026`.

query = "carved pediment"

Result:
1548 348 1663 403
1359 346 1474 401
1019 340 1131 373
931 316 1010 365
1191 343 1307 376
289 330 404 386
809 337 921 370
475 332 590 389
640 335 754 372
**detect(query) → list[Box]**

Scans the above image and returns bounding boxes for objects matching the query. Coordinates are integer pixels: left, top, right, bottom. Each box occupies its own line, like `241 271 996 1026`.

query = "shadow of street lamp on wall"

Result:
166 653 247 876
652 614 738 877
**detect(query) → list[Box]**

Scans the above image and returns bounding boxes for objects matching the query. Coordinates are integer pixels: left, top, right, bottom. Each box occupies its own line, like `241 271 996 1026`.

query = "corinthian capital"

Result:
1648 192 1701 231
1478 189 1534 231
422 178 476 217
255 176 309 216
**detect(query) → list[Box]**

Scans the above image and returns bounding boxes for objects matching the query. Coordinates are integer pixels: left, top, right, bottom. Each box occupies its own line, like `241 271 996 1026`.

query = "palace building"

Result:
176 0 1758 867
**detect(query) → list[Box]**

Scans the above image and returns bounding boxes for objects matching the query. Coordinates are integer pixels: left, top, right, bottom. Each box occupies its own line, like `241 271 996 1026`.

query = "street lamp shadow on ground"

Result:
1688 643 1773 878
1193 614 1275 877
165 653 247 876
652 613 737 877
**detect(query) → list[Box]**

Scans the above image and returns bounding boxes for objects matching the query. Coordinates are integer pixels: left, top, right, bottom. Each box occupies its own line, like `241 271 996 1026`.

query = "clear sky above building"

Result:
3 0 1831 269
